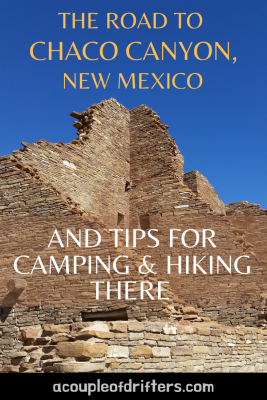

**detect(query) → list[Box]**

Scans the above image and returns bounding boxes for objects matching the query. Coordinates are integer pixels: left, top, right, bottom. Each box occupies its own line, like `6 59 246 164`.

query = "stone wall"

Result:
0 214 177 309
12 99 130 227
226 201 267 216
0 98 267 367
130 105 184 218
131 213 267 320
0 155 76 216
184 170 225 215
1 316 266 373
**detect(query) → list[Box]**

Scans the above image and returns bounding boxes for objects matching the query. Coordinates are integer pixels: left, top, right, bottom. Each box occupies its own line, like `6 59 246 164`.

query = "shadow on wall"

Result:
0 306 12 323
0 278 27 309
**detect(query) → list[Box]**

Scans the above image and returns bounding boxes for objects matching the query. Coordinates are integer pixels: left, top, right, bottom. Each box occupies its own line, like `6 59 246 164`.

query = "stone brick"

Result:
43 324 70 335
182 307 198 315
144 322 162 333
106 346 129 358
114 333 128 339
51 333 70 342
129 332 144 340
56 342 107 358
18 328 42 342
163 324 177 335
196 327 210 336
128 321 144 332
119 363 142 370
152 347 170 358
193 346 208 354
208 347 221 356
54 362 105 373
108 322 128 333
72 330 114 340
171 346 192 356
130 345 153 358
85 322 109 332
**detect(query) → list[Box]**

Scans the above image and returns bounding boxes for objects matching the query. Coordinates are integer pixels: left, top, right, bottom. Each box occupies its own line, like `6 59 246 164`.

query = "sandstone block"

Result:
86 321 109 332
43 324 70 335
20 363 36 371
114 333 128 339
34 337 51 345
56 342 107 358
171 346 192 356
18 328 42 342
129 332 144 340
163 324 177 335
54 362 105 373
29 349 43 360
182 307 198 315
193 346 208 354
152 347 170 358
145 322 162 333
210 328 222 336
128 321 144 332
197 327 210 336
131 345 153 358
210 336 221 343
108 321 128 333
72 330 114 340
71 322 92 331
145 332 160 340
51 333 70 342
178 326 194 334
107 346 129 358
208 347 221 356
119 363 142 370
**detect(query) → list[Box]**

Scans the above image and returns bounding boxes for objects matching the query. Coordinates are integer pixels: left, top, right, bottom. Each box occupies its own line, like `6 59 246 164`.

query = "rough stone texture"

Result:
2 320 265 373
226 201 267 216
18 329 42 342
56 342 108 358
7 279 27 293
0 98 266 372
106 345 129 358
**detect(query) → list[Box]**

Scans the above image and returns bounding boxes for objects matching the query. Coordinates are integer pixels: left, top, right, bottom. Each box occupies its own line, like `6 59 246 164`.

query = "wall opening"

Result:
117 213 124 226
82 308 128 321
125 181 131 191
139 214 150 230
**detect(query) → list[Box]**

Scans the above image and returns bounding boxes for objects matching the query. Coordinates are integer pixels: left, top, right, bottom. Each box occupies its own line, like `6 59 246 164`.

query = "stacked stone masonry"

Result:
1 314 267 373
0 98 266 372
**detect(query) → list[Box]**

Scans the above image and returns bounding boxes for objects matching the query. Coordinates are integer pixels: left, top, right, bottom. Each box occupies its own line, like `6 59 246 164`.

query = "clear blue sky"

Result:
1 0 266 208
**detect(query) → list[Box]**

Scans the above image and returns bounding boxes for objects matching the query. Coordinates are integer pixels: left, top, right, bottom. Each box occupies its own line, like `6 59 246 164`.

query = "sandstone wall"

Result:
0 155 76 216
184 170 225 215
0 98 267 336
133 214 267 326
130 105 184 218
12 99 130 226
1 317 266 373
0 213 177 310
226 201 267 216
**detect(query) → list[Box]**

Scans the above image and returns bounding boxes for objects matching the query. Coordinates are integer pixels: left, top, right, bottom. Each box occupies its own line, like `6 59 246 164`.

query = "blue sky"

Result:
1 0 266 208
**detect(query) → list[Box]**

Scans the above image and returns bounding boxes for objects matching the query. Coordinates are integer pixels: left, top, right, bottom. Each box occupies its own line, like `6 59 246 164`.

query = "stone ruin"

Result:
0 98 266 372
